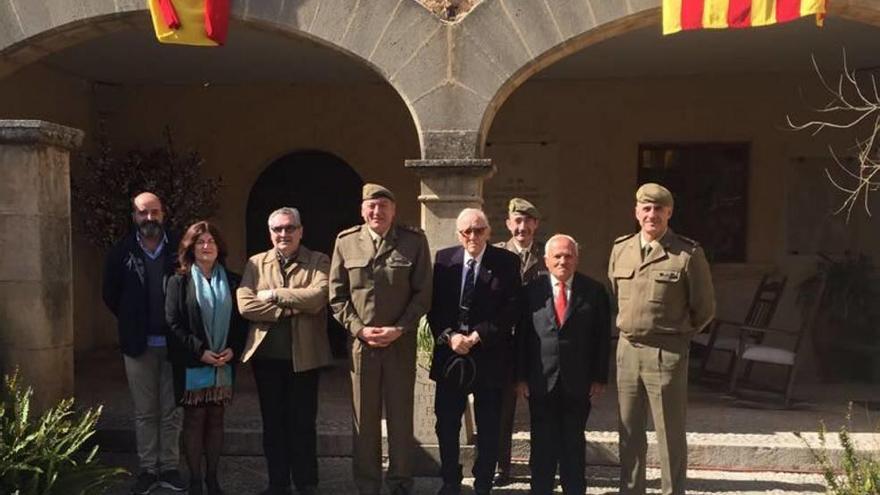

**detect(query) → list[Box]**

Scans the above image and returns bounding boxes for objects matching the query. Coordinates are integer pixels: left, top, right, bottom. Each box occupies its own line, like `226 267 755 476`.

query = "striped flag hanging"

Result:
148 0 230 46
663 0 827 35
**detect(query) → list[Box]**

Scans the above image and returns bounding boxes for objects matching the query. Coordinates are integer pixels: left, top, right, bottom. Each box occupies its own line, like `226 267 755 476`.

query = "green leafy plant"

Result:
416 316 434 369
0 371 125 494
72 125 220 249
800 252 876 336
795 404 880 495
799 252 880 380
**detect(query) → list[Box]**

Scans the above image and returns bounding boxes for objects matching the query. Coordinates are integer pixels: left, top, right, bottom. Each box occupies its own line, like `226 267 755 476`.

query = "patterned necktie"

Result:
555 280 567 326
459 258 477 328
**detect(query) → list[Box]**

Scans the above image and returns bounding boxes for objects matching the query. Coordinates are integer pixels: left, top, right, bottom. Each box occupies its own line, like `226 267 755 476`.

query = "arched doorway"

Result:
246 150 364 356
246 150 364 256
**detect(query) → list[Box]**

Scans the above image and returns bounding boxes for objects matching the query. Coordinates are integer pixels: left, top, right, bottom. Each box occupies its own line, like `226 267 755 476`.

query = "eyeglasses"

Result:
270 224 300 234
459 226 487 237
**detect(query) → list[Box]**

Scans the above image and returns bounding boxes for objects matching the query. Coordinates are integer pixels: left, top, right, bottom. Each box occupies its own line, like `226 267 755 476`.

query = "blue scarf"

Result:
186 263 233 392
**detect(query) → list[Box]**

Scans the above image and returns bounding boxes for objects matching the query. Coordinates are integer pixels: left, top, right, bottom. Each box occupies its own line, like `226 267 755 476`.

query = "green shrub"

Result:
416 316 435 369
796 404 880 495
0 371 125 494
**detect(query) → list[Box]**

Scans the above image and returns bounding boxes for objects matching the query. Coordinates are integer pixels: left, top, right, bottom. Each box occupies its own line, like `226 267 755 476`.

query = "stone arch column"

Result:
0 120 83 410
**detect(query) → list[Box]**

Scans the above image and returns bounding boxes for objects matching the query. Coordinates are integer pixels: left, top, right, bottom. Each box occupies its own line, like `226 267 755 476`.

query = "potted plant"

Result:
799 251 879 381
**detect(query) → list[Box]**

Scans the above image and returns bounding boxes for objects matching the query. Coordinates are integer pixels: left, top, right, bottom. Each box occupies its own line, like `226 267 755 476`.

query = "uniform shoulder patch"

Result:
614 233 637 244
676 234 699 247
398 224 425 235
336 225 361 238
493 241 507 248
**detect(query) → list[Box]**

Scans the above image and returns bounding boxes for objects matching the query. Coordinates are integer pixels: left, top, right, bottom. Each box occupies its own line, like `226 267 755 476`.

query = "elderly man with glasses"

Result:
427 208 521 495
237 207 333 495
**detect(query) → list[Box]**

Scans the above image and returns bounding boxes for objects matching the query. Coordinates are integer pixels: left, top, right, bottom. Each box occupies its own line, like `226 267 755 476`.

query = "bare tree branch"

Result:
787 50 880 220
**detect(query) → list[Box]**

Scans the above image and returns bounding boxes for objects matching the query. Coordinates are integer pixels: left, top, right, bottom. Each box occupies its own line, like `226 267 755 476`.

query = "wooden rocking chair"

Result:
728 276 826 408
693 273 787 379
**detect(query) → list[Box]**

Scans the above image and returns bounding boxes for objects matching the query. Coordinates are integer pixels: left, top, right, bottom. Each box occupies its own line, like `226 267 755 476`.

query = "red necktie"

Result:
555 281 568 326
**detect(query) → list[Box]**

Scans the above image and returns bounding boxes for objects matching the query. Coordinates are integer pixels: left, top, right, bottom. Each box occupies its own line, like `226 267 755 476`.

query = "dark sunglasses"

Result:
270 224 300 234
459 226 487 237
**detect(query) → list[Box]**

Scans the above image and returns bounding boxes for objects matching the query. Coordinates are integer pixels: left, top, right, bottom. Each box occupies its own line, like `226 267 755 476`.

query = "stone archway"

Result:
0 0 446 156
245 150 363 257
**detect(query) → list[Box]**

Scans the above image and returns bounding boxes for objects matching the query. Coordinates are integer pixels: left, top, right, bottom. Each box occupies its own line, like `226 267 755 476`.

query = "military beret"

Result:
362 183 395 202
635 183 674 207
508 197 540 220
442 354 476 392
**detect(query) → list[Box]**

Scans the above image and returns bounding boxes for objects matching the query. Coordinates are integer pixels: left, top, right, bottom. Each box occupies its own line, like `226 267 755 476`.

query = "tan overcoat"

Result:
237 245 332 372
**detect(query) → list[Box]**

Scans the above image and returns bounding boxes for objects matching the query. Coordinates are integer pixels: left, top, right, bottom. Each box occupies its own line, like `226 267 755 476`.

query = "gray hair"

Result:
456 208 489 228
267 207 302 227
545 234 579 256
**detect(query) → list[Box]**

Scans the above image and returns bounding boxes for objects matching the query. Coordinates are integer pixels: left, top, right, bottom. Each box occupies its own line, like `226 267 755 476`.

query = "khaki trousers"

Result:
616 337 689 495
350 332 416 495
123 346 182 473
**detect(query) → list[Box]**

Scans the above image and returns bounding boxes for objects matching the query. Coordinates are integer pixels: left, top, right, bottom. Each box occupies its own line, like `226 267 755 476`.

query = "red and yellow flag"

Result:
663 0 827 34
148 0 230 46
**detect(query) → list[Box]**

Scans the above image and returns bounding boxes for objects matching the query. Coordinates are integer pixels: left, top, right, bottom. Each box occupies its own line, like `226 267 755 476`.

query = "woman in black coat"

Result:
166 221 247 495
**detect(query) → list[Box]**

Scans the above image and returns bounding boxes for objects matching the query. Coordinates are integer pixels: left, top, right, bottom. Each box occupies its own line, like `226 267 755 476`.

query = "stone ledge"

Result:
0 120 84 150
94 425 880 474
405 158 493 172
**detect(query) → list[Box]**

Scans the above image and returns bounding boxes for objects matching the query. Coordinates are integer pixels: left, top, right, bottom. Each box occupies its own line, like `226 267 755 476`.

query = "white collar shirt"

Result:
460 245 486 297
549 273 573 302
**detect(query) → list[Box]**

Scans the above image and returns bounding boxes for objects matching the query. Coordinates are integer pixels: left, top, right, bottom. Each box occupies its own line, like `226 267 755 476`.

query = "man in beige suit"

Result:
608 184 715 495
329 184 432 495
238 207 332 495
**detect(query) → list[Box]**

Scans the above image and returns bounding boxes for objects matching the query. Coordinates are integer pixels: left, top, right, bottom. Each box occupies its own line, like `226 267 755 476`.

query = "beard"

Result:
138 219 164 239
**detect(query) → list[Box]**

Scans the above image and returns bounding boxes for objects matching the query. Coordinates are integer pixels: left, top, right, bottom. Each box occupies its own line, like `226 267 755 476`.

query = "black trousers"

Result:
528 384 591 495
434 380 502 491
496 361 518 474
252 360 320 490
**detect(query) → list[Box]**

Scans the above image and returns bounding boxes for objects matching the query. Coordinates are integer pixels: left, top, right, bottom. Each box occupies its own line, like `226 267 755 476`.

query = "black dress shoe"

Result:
258 487 293 495
436 482 461 495
493 470 511 487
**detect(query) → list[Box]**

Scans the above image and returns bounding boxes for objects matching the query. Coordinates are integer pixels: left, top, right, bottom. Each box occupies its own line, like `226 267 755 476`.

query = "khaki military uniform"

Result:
608 230 715 495
497 238 545 286
494 238 544 476
329 223 432 495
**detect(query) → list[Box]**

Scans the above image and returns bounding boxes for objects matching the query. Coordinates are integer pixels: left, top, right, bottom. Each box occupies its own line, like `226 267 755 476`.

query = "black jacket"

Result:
516 272 611 399
165 269 248 404
102 230 179 357
164 270 248 368
427 245 521 388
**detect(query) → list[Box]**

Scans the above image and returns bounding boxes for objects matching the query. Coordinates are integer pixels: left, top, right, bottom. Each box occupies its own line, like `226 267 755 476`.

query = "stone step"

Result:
95 424 880 475
98 453 830 494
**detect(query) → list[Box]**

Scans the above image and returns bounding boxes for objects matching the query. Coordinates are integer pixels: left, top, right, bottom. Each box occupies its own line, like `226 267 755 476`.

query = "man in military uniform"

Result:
329 183 433 495
608 183 715 495
493 197 544 486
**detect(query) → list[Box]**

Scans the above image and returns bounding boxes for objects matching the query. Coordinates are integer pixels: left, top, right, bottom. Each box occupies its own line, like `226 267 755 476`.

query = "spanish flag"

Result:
663 0 827 34
148 0 230 46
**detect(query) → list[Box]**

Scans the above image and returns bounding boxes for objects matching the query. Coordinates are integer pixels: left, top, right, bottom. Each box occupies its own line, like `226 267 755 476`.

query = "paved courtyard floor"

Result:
99 453 829 495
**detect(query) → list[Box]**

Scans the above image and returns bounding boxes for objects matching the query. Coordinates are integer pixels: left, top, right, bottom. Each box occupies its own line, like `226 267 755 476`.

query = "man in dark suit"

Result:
428 208 521 495
516 234 611 495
